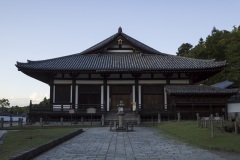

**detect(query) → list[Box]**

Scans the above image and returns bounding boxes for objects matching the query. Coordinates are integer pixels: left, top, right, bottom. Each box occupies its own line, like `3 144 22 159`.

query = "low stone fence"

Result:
109 121 134 132
196 114 240 137
9 129 83 160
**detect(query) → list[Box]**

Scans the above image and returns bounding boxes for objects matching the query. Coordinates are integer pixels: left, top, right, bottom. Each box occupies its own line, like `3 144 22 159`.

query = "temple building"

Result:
16 27 238 122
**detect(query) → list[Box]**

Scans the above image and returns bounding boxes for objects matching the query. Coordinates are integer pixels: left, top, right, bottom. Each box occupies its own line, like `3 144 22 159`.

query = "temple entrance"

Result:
110 85 132 112
141 85 164 111
142 95 163 110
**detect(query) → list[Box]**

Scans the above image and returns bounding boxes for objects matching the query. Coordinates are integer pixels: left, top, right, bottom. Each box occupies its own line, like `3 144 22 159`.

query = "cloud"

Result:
29 92 49 103
7 92 49 107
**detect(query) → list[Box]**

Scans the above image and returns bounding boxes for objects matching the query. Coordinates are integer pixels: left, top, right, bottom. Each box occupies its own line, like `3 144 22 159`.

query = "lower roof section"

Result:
165 85 238 96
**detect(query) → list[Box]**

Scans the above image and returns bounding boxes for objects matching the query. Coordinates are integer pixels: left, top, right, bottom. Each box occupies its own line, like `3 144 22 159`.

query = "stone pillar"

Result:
137 115 141 125
61 117 63 126
118 114 123 128
177 113 181 122
114 121 117 131
0 118 4 129
235 121 238 134
101 115 105 126
109 121 112 131
204 119 207 128
196 113 200 126
40 118 43 127
210 114 214 138
158 114 161 123
126 122 128 132
81 117 84 126
221 115 224 133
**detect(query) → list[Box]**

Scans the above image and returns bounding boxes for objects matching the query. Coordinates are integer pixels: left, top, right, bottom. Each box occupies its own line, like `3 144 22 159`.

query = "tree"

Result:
177 25 240 86
39 97 50 107
0 98 10 114
176 43 193 57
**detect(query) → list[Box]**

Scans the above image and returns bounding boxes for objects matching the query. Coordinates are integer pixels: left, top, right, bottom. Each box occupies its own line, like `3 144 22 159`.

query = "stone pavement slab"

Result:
35 127 236 160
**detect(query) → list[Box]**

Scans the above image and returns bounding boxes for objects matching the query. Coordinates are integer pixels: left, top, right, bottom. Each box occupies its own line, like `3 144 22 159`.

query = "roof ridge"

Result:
79 32 119 55
121 33 168 56
171 55 227 64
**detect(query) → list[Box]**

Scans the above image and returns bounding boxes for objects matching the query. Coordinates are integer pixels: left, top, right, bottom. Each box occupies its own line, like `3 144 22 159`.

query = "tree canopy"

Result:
177 26 240 87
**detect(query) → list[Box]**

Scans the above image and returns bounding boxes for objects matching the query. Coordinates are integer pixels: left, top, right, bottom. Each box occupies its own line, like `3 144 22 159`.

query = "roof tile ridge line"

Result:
121 32 169 56
78 32 120 55
173 55 227 64
16 52 85 64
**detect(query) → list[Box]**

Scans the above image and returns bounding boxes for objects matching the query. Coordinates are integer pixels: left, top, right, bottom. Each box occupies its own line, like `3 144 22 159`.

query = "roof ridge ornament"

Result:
118 27 122 33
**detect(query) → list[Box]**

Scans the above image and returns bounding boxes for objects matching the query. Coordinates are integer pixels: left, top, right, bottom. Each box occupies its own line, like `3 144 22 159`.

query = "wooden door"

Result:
142 94 163 110
111 94 131 112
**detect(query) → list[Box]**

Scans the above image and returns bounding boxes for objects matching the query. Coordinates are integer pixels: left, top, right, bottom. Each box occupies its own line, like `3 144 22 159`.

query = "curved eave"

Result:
16 65 225 73
167 91 238 96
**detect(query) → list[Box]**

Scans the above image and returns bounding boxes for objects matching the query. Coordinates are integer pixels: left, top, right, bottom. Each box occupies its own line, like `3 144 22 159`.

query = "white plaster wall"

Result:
139 80 166 84
107 80 134 84
76 80 103 84
54 80 72 84
228 103 240 113
170 80 189 84
108 50 133 52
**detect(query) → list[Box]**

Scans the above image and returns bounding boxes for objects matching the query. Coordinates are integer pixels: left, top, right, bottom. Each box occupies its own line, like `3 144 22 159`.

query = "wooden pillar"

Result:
72 79 76 109
225 103 228 120
192 103 194 120
103 76 108 114
210 103 212 114
134 75 139 113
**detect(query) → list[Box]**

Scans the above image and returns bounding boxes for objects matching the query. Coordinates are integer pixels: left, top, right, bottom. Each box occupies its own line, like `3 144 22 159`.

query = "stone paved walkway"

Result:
35 127 234 160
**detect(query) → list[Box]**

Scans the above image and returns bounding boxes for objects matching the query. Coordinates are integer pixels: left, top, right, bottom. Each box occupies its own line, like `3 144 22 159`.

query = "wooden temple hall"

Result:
16 27 238 123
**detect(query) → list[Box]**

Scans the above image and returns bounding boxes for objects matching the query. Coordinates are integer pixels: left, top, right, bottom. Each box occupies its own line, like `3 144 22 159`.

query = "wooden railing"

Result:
30 104 104 114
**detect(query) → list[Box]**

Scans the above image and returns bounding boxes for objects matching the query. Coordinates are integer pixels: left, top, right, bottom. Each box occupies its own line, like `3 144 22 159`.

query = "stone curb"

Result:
10 128 83 160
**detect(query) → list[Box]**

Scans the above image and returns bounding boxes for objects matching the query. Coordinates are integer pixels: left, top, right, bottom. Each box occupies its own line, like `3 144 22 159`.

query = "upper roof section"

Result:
16 27 227 73
79 27 165 55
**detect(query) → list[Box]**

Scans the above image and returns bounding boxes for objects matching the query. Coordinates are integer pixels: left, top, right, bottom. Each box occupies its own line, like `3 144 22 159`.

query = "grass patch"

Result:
157 121 240 152
0 127 80 160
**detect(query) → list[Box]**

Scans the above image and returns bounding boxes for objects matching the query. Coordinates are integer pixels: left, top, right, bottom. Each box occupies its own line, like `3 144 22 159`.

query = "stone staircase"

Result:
105 112 138 125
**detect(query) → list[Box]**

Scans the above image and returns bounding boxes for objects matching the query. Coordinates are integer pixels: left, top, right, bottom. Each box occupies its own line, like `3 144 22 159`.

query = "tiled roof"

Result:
16 52 226 72
79 27 165 55
16 27 227 72
211 80 234 89
165 85 238 95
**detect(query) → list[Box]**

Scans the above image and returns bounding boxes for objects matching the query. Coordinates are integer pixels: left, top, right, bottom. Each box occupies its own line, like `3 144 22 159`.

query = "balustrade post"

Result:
61 117 63 126
10 117 13 127
158 113 161 123
0 118 4 129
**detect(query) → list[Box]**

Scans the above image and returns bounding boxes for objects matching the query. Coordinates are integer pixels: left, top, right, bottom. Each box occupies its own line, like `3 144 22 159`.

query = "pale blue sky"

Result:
0 1 239 106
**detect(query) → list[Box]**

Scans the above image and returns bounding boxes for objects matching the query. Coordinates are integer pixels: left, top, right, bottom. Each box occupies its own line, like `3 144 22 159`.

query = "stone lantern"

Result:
117 100 125 128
